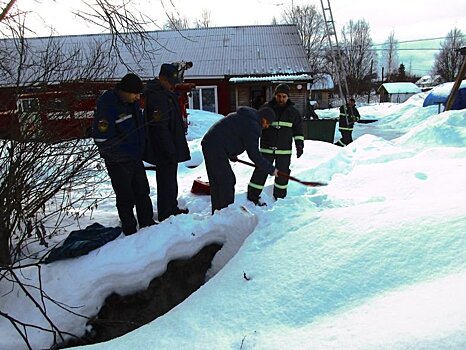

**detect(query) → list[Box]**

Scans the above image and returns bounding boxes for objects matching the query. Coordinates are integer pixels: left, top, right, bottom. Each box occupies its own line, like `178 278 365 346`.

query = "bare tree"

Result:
0 2 159 347
281 4 327 74
0 10 116 264
339 19 378 95
433 27 465 82
163 11 190 30
74 0 166 72
194 9 212 28
382 31 399 81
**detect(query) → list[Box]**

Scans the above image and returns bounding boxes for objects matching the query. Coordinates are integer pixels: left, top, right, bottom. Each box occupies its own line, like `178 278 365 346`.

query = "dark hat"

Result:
258 106 276 123
274 83 290 96
159 63 180 85
117 73 143 93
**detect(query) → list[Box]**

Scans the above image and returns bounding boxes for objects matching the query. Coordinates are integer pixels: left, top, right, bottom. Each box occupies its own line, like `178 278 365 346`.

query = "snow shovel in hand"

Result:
236 159 327 187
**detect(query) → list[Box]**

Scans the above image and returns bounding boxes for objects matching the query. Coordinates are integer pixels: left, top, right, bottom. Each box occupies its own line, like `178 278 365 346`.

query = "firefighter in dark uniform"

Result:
143 63 191 222
335 98 360 146
247 84 304 204
92 73 155 235
201 106 278 214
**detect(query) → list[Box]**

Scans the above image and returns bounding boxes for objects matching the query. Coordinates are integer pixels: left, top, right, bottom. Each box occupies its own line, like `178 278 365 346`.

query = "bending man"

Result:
201 106 278 214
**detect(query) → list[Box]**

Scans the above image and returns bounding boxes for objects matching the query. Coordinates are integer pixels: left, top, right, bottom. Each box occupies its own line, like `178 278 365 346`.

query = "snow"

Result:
229 74 312 83
415 74 441 88
428 80 466 98
1 95 466 350
379 82 422 94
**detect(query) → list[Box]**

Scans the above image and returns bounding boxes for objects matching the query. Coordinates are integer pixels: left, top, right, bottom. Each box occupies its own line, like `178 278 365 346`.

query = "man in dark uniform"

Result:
144 63 191 222
335 98 360 146
201 106 278 214
247 83 304 204
92 73 155 235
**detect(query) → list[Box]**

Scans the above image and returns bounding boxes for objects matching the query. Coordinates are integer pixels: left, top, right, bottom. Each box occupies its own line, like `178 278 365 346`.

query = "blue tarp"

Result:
44 223 121 264
423 82 466 110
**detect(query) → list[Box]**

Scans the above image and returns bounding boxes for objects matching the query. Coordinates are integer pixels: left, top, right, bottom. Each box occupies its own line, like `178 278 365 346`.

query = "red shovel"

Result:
236 159 327 187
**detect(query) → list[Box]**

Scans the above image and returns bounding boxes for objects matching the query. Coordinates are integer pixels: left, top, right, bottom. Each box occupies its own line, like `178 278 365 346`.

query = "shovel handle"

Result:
235 159 326 187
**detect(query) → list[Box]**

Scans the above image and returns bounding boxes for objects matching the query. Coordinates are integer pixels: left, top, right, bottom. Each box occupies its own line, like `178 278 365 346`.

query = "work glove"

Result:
296 146 304 158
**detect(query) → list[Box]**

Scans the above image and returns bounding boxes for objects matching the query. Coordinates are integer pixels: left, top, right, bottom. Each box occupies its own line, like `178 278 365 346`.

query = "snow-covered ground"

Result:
1 91 466 350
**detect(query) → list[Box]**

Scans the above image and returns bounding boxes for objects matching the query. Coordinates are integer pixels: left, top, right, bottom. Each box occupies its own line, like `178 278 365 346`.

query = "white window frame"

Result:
189 85 218 113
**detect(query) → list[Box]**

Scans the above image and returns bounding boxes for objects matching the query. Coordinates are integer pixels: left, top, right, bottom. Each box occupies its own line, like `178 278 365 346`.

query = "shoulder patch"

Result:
97 119 109 133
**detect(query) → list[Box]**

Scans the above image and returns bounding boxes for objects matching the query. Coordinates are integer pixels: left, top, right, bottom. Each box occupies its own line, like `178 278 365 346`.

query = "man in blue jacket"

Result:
143 63 191 221
92 73 155 235
201 106 278 214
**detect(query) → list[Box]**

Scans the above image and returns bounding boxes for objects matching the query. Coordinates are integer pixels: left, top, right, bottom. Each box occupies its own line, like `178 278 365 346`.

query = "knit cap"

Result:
117 73 143 93
258 106 276 123
274 83 290 96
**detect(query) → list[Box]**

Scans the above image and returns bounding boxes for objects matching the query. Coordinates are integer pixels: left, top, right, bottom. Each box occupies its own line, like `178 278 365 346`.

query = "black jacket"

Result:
338 104 360 130
260 99 304 154
202 106 275 175
143 79 191 165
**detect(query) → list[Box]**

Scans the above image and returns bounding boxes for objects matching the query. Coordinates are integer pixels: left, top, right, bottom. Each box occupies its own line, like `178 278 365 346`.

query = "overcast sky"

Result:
11 0 466 75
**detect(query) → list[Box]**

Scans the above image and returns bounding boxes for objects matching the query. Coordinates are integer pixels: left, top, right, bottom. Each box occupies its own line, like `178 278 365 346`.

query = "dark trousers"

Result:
248 153 291 200
202 143 236 214
335 129 353 146
155 162 179 221
105 160 154 234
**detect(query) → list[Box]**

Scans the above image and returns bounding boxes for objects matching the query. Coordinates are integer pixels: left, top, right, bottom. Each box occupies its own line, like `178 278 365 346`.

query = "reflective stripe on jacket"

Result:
259 99 304 155
338 104 361 130
92 89 145 162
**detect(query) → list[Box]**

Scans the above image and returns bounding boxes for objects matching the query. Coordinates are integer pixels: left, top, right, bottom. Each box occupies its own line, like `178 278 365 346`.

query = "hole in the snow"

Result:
58 243 222 348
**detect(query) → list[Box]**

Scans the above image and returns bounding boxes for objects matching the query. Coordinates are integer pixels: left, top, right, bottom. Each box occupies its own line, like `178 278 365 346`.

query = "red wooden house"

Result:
0 24 312 141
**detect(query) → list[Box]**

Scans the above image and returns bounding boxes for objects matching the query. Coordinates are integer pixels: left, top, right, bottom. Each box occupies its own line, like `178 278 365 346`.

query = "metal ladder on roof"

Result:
320 0 349 104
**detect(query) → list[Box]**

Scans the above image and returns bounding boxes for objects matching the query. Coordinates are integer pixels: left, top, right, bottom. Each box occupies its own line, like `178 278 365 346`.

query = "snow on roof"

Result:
378 82 421 94
422 79 466 107
415 75 441 86
428 79 466 97
229 74 312 83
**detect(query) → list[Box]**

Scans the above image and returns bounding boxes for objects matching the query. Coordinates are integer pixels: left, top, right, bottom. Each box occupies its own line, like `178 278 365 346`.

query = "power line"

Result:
373 34 466 46
373 48 441 51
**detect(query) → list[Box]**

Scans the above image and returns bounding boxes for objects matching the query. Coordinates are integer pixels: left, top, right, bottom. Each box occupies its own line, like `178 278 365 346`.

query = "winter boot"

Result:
247 196 267 207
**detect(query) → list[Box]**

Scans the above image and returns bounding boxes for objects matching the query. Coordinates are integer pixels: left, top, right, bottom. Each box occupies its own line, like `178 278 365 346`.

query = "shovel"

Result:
356 119 378 124
236 159 327 187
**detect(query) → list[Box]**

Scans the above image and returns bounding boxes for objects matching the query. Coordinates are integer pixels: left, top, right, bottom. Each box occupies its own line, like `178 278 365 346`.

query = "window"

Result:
46 98 71 120
17 98 42 137
17 98 39 113
189 86 218 113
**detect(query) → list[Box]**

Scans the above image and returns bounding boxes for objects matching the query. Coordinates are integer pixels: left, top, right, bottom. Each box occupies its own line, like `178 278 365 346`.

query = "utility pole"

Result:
445 47 466 111
367 60 373 103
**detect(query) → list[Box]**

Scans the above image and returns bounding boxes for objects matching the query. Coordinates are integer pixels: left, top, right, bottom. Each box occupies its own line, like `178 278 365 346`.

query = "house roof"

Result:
1 24 312 84
378 82 421 94
415 75 441 87
229 74 312 83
